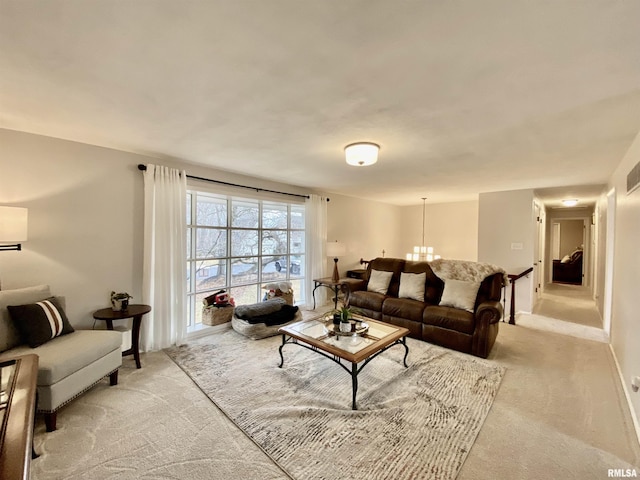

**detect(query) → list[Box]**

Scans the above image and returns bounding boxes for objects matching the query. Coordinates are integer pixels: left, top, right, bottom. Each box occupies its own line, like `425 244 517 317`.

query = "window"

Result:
186 190 306 331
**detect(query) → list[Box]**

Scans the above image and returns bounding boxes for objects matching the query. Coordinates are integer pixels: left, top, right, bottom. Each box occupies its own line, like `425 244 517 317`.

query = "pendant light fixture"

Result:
406 198 440 261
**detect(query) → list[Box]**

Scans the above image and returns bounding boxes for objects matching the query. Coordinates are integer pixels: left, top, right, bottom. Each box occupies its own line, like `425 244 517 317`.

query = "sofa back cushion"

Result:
398 272 426 302
474 273 504 307
365 258 405 297
0 284 52 352
367 270 394 294
402 261 444 305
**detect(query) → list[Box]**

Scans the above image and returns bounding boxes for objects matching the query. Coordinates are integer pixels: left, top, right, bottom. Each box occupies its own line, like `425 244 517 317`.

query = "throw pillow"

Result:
8 297 75 348
560 255 571 264
398 272 426 302
439 279 480 313
367 270 393 295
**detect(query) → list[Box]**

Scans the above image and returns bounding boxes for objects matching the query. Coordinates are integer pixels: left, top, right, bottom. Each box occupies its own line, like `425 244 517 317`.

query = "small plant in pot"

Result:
337 306 353 332
111 291 132 312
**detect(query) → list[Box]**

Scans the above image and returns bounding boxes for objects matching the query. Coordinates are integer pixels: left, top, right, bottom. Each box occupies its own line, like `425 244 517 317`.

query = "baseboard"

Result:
609 343 640 447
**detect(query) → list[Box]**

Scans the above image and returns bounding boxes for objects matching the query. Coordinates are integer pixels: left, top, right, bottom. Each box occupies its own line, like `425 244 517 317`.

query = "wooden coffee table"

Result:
278 315 409 410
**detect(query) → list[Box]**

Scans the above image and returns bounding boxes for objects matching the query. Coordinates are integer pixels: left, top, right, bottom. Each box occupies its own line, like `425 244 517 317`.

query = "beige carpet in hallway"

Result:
31 319 639 480
533 282 603 329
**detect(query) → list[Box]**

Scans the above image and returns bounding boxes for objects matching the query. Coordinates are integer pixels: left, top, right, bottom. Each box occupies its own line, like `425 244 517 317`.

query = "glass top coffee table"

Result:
278 314 410 410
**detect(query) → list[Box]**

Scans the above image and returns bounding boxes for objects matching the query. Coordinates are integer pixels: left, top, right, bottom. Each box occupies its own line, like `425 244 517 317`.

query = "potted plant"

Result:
338 305 352 332
111 291 132 312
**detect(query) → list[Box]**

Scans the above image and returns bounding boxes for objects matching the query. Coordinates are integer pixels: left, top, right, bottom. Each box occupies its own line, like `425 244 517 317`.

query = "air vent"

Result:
628 160 640 194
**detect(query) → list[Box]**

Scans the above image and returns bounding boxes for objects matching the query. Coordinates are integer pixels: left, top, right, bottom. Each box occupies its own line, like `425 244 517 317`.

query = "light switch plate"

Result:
511 242 524 250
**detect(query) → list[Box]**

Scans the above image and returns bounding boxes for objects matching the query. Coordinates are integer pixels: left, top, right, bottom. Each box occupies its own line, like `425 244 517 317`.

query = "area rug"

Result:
165 330 505 480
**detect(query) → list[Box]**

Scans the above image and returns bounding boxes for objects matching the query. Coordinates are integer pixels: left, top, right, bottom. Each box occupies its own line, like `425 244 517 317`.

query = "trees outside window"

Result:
186 191 306 330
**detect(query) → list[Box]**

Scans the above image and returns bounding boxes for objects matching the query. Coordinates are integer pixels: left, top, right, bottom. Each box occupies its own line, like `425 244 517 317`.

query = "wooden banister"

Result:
506 267 534 325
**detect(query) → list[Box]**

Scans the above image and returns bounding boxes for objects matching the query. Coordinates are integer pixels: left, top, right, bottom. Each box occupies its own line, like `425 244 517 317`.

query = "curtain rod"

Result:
137 164 329 201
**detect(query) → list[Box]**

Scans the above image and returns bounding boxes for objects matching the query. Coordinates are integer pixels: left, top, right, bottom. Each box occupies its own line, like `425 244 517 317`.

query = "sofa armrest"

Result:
344 279 366 305
347 279 366 293
475 300 503 326
472 300 503 358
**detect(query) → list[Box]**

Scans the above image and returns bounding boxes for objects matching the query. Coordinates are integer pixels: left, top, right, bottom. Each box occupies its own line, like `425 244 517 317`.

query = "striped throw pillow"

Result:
8 297 75 348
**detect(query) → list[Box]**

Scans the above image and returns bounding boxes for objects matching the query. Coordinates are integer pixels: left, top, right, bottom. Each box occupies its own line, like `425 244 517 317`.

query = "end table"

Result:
92 304 151 369
312 277 364 310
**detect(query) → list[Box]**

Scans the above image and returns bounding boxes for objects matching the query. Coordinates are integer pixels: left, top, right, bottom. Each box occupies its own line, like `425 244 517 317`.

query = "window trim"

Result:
186 185 306 331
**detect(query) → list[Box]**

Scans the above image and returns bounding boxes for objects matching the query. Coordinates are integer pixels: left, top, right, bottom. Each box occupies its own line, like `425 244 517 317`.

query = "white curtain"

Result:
141 164 187 351
304 194 328 308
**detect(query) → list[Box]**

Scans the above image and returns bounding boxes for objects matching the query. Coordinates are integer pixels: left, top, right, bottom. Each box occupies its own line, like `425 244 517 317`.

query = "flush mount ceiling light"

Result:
344 142 380 166
562 199 579 207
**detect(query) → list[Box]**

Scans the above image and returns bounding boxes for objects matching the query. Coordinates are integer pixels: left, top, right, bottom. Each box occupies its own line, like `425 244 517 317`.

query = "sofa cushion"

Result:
367 270 393 294
365 258 405 297
5 329 122 386
8 297 75 348
398 272 426 302
0 284 51 352
439 279 480 313
382 297 426 323
423 305 475 335
402 261 444 305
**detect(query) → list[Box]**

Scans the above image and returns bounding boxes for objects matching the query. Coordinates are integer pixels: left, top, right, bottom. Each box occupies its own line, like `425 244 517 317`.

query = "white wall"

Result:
326 194 401 275
609 129 640 425
557 219 583 258
478 189 536 314
399 200 479 261
1 129 145 327
0 129 312 327
594 194 608 316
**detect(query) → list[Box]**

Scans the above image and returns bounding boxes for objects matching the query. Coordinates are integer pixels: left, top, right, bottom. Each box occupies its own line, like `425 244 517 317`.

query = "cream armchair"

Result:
0 285 122 431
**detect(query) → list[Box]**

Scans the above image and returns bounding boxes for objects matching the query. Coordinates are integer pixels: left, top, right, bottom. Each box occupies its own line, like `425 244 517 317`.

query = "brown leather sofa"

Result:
346 257 505 358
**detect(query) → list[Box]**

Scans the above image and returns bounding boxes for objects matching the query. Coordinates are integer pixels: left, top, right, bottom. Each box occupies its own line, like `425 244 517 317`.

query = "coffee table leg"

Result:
351 362 358 410
278 334 286 368
402 337 409 368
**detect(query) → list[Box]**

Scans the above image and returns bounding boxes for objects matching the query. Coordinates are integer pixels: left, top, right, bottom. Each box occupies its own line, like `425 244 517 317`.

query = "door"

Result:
533 203 544 303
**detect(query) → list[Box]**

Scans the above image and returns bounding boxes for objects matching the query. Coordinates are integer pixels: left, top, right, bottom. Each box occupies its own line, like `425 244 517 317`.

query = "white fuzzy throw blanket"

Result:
429 259 508 285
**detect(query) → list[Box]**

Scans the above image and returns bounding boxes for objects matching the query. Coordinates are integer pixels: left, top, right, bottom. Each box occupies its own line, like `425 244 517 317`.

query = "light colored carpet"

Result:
30 319 640 480
165 330 505 480
517 313 609 343
30 349 288 480
533 283 603 329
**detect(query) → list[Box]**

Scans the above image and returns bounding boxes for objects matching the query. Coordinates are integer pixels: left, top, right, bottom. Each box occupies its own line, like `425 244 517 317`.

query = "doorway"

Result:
550 219 585 285
532 207 601 330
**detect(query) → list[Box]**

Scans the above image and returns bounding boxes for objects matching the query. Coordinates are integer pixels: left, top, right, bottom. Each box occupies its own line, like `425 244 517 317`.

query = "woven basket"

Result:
202 305 234 326
276 290 294 305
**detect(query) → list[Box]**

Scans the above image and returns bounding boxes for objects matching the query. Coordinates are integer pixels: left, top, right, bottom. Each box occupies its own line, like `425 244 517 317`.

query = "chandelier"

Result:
406 198 440 262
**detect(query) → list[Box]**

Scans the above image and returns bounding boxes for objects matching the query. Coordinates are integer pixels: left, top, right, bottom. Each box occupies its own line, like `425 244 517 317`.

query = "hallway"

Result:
532 282 603 329
516 282 608 343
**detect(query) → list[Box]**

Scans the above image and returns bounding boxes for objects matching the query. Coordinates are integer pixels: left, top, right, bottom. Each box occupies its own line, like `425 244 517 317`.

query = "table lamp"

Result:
326 241 346 283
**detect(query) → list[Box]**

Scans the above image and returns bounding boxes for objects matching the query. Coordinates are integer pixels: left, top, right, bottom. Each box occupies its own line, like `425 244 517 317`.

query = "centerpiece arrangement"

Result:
330 305 369 337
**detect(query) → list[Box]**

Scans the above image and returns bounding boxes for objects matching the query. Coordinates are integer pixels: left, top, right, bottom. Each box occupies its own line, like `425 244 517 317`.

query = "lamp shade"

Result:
344 142 379 166
0 206 28 243
326 241 346 258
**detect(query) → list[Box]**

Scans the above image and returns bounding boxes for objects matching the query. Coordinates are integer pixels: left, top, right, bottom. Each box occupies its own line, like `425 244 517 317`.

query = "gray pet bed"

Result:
232 310 302 340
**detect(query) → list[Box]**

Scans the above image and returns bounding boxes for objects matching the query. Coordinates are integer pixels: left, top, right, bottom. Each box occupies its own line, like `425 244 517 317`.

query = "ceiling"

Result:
1 1 639 207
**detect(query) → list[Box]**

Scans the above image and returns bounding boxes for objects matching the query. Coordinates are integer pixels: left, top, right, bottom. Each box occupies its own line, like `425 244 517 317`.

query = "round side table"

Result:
92 304 151 369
